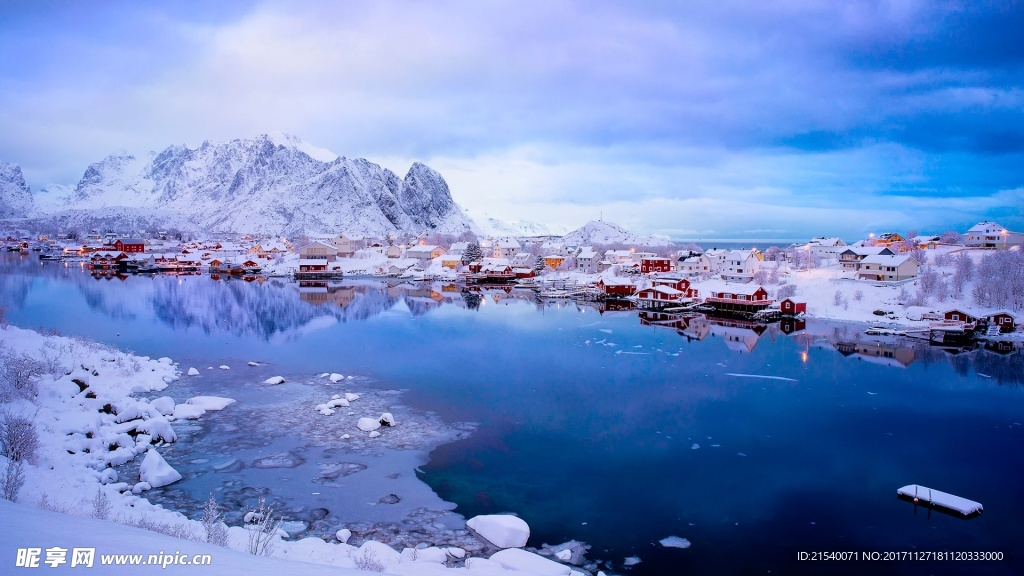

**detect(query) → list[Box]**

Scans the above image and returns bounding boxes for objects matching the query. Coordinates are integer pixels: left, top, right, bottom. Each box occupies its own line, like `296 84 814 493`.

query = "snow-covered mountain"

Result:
0 162 33 218
463 208 565 237
562 220 674 247
9 134 475 238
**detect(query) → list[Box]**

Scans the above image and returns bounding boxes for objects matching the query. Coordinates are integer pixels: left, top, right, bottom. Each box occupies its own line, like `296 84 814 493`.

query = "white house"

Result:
604 249 633 264
720 249 762 283
703 248 731 272
330 233 361 257
964 221 1023 249
807 237 847 259
493 238 522 259
677 254 712 276
576 247 600 274
448 241 470 256
856 254 919 282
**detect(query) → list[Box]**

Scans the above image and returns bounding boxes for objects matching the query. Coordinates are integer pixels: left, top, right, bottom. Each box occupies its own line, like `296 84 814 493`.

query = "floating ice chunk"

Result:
318 407 335 416
341 434 351 440
490 549 570 575
368 431 381 438
139 449 182 488
737 452 747 457
659 536 691 549
187 396 235 411
330 373 344 382
264 376 285 385
344 393 360 402
691 443 700 450
173 404 206 420
598 329 612 334
150 397 175 416
280 521 307 535
357 418 381 432
623 556 641 566
867 391 878 395
327 398 349 408
556 549 572 561
335 528 352 544
219 365 230 370
248 361 260 366
347 376 353 379
468 514 530 549
187 367 200 376
725 373 798 382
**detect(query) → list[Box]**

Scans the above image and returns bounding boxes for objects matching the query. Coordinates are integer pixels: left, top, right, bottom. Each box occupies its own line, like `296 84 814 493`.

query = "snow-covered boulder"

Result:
139 449 182 488
264 376 286 385
467 515 530 549
173 404 206 420
335 528 352 544
187 396 235 411
150 396 175 416
368 431 381 438
187 367 200 376
330 373 344 382
98 468 118 484
357 418 381 432
135 416 176 443
489 549 570 576
248 361 260 366
131 482 152 494
344 393 360 402
380 413 396 426
219 365 230 370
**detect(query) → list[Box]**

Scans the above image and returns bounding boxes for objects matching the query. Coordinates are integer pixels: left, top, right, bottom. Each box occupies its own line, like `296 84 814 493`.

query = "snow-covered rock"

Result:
150 396 175 415
139 449 182 488
187 367 200 376
489 549 571 576
264 376 286 385
186 396 235 411
335 528 352 544
173 404 206 420
368 431 381 438
330 373 344 382
357 417 381 432
466 514 530 549
380 412 396 426
219 365 230 370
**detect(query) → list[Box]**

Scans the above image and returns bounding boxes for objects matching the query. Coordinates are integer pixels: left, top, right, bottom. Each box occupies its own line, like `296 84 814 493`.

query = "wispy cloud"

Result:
1 0 1021 239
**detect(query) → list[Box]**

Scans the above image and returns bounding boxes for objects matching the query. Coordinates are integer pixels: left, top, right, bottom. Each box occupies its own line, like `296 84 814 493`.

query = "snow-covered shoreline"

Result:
0 324 607 576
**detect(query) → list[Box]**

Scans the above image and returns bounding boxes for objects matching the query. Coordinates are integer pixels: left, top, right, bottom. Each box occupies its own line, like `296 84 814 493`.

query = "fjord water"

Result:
3 254 1023 574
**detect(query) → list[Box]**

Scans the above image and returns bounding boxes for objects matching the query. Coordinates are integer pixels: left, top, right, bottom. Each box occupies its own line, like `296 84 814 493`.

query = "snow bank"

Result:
490 548 571 575
138 449 182 488
467 514 530 548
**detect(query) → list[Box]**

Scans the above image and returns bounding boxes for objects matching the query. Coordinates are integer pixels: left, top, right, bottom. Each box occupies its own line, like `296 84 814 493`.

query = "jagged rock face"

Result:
30 134 474 237
0 162 33 217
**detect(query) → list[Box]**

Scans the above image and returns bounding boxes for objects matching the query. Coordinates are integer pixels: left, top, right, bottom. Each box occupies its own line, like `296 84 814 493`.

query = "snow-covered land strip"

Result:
0 326 590 576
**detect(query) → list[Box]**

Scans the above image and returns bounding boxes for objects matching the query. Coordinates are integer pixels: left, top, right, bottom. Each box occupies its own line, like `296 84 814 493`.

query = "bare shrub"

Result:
1 459 25 501
92 489 111 519
245 497 282 556
776 284 797 299
832 290 844 306
353 548 386 572
0 409 39 462
854 289 864 302
201 495 229 547
121 514 197 540
0 350 45 400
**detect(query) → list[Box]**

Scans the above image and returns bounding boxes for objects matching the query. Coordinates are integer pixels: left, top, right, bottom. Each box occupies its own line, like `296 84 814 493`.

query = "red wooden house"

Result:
652 277 698 298
597 277 636 297
113 239 145 253
780 298 806 316
640 257 673 274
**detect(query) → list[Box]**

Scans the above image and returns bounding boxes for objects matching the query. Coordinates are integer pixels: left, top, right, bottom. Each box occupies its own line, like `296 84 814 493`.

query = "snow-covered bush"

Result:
353 548 386 572
1 460 25 501
245 497 281 556
776 284 797 299
91 489 111 519
0 409 39 462
853 289 864 302
201 495 229 547
0 349 45 400
972 251 1024 310
832 290 844 306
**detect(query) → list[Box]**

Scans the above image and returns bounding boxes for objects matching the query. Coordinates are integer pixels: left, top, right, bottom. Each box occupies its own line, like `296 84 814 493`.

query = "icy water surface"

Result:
4 253 1024 574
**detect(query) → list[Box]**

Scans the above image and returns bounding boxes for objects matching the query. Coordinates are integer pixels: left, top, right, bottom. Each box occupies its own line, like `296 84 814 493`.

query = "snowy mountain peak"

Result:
18 136 474 237
562 219 673 247
0 162 33 217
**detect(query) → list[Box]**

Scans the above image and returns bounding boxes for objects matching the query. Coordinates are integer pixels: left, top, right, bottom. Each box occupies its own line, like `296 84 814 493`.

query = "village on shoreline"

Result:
3 218 1022 347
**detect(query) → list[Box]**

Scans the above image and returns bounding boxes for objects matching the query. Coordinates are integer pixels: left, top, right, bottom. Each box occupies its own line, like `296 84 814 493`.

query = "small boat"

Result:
897 484 982 517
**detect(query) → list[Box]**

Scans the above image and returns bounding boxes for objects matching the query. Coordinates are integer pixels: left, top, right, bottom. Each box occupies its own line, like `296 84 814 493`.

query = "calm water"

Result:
3 253 1023 575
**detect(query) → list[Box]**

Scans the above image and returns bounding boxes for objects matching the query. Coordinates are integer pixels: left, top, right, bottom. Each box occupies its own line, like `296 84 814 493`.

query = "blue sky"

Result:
1 0 1021 240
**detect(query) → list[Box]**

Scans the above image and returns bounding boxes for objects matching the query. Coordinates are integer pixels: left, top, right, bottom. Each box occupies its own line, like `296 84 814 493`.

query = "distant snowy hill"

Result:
8 134 474 237
463 208 565 237
0 162 33 217
562 220 674 247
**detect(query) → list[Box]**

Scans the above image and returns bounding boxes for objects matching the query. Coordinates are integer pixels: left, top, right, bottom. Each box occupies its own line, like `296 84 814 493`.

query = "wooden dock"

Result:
897 484 983 516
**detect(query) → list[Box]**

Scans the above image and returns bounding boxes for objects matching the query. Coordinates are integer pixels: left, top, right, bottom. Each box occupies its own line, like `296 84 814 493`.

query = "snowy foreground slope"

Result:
3 134 475 238
0 325 596 576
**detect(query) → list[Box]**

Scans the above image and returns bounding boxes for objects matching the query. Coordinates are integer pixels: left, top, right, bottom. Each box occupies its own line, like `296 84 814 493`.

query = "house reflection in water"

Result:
298 281 356 308
835 340 916 368
638 311 768 351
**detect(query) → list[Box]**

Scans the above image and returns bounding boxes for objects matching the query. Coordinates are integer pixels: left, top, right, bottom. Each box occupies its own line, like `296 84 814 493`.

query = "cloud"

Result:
0 0 1021 239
